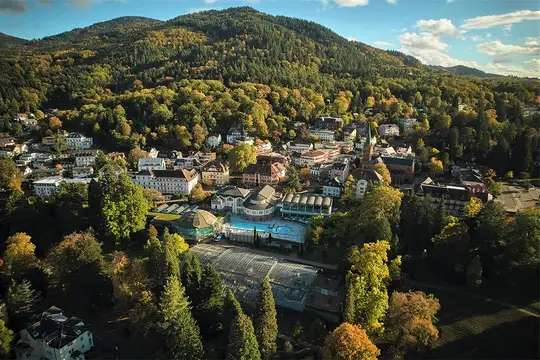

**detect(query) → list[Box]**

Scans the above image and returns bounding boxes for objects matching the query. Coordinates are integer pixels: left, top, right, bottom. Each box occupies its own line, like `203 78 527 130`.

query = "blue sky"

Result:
0 0 539 77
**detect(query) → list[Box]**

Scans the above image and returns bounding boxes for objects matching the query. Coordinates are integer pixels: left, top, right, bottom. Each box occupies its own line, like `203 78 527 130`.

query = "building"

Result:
255 141 273 154
33 177 94 198
362 123 375 162
66 133 93 150
351 168 383 199
41 136 56 147
362 156 415 184
107 152 125 162
280 193 333 218
310 163 332 180
309 129 335 142
330 162 350 183
201 160 230 186
148 148 159 158
72 150 100 167
287 142 313 153
242 163 285 186
314 116 343 130
417 178 492 217
342 126 357 141
207 134 222 148
138 158 166 172
132 169 199 195
323 177 342 198
72 166 94 178
169 210 219 242
173 157 204 171
395 146 413 157
373 144 397 157
293 150 327 167
15 306 94 360
0 136 15 147
257 152 290 166
18 165 33 177
398 118 418 133
242 185 280 221
226 128 243 144
211 186 252 214
0 143 28 157
378 124 400 137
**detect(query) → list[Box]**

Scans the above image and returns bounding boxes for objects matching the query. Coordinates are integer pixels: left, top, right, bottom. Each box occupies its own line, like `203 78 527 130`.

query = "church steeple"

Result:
362 122 374 162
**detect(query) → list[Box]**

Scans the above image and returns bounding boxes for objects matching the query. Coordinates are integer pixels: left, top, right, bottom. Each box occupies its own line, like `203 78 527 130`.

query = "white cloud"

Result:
525 37 540 47
203 0 217 3
330 0 369 6
346 36 358 41
461 10 540 30
482 62 540 78
387 0 397 4
446 0 457 3
525 58 540 70
477 40 540 56
416 18 463 37
398 32 479 68
470 35 482 42
373 41 393 47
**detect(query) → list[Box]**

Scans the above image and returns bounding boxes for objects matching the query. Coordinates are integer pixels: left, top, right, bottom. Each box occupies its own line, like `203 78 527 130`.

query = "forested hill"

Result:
0 32 28 47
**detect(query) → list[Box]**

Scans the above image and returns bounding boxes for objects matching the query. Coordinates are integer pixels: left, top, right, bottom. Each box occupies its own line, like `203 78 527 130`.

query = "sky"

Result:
0 0 539 77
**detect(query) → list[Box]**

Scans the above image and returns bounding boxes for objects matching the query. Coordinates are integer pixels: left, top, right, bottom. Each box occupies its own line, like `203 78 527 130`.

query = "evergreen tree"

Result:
226 313 261 360
7 279 40 329
433 200 447 236
180 253 202 302
253 278 278 360
466 255 483 288
223 289 243 338
158 275 204 360
197 264 224 336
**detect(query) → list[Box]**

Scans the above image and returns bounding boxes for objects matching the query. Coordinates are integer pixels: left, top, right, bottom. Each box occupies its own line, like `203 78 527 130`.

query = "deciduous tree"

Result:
0 320 13 356
374 162 391 185
229 142 256 172
322 322 380 360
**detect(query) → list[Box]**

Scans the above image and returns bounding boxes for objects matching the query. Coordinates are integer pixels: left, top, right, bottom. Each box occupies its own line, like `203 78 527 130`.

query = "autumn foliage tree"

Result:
322 322 380 360
2 233 38 280
374 162 391 185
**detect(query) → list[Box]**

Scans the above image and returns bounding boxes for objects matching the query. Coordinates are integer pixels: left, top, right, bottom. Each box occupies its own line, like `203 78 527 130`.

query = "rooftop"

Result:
216 186 251 198
281 193 332 207
24 307 87 349
174 210 217 229
380 156 415 167
202 160 229 172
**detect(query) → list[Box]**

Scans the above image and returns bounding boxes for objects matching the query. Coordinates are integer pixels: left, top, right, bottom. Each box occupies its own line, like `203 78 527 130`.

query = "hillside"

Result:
0 32 28 47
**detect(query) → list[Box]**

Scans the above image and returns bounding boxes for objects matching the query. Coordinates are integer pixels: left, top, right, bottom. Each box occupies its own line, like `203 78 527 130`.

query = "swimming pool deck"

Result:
224 215 307 244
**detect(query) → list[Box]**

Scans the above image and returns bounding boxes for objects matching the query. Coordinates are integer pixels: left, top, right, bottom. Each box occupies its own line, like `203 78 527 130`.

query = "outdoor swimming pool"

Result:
225 215 306 243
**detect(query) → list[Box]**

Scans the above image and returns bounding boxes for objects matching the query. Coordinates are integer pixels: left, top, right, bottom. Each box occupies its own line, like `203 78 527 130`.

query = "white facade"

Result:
33 177 93 198
398 118 418 133
66 133 93 150
16 308 94 360
0 144 28 157
310 129 335 142
138 158 166 172
378 124 400 137
227 129 243 144
73 151 100 167
207 134 222 148
256 142 273 153
132 169 199 195
148 148 159 158
356 179 369 199
323 184 341 198
287 142 313 153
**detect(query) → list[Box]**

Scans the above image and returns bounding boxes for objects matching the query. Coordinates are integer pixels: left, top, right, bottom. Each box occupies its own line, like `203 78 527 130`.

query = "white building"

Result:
309 129 335 142
211 186 252 214
15 306 94 360
207 134 222 148
138 158 166 172
255 142 272 154
0 144 28 157
287 142 313 153
132 169 199 195
72 166 94 178
66 133 93 150
33 177 94 198
227 128 243 144
72 150 100 167
323 178 342 198
398 118 418 133
378 124 400 137
148 148 159 158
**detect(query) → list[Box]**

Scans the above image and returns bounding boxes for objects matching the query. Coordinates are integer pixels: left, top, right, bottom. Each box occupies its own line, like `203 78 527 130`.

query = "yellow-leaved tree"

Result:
322 322 380 360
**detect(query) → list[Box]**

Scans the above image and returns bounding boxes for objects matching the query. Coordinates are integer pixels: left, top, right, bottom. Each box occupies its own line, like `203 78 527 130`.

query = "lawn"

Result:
146 211 181 221
411 282 540 359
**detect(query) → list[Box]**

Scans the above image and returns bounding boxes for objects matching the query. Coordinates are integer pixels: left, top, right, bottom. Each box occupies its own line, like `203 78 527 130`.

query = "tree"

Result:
2 233 38 280
475 201 508 278
158 275 204 360
466 255 483 288
341 175 357 203
142 188 165 205
465 197 483 217
485 178 503 196
507 209 540 269
285 165 302 191
357 185 402 229
299 167 311 182
432 220 470 280
189 184 207 203
365 216 392 243
254 278 277 360
374 162 391 184
223 289 243 337
7 279 40 329
0 158 23 192
309 318 327 344
428 157 443 176
53 133 68 154
226 313 261 360
180 253 202 302
322 322 380 360
98 171 150 244
111 252 148 306
127 146 149 169
229 142 256 172
196 264 224 336
385 291 440 356
0 320 13 356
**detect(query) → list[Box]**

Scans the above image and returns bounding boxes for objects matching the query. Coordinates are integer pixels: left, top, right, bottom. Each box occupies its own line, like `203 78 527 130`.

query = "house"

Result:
207 134 222 148
227 128 244 144
310 163 332 180
314 116 343 130
255 141 273 154
257 152 290 166
0 136 15 147
293 150 327 167
72 150 100 167
42 136 56 147
72 166 94 178
148 148 159 158
323 177 342 198
351 168 383 199
288 142 313 153
107 152 125 162
173 157 203 171
398 118 418 133
33 177 94 198
330 162 350 183
280 192 333 218
378 124 400 137
242 185 280 221
395 146 413 157
242 163 284 186
15 306 94 360
342 126 357 141
138 158 166 172
211 186 252 214
201 160 230 186
0 143 28 157
17 113 38 130
18 165 33 177
309 129 335 142
66 133 93 150
132 169 199 195
374 144 397 157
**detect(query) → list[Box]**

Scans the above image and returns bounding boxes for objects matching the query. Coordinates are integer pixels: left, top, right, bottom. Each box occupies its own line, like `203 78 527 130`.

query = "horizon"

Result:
0 1 539 77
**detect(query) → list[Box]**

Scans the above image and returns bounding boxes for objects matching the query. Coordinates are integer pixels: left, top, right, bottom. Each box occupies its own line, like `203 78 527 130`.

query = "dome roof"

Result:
176 210 217 229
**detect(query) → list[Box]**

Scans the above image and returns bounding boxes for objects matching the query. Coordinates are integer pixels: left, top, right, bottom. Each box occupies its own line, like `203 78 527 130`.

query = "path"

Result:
409 280 540 318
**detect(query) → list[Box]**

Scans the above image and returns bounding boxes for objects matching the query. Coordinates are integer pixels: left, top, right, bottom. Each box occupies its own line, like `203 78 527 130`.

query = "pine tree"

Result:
253 278 278 360
197 264 224 336
180 253 202 302
223 289 243 338
159 275 204 360
433 200 447 236
226 313 261 360
7 279 39 329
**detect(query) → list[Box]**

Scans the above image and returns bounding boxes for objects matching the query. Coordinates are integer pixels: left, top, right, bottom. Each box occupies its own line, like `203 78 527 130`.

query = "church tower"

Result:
362 122 374 162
